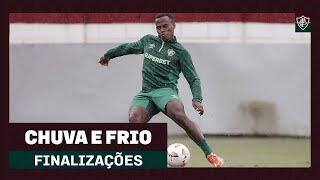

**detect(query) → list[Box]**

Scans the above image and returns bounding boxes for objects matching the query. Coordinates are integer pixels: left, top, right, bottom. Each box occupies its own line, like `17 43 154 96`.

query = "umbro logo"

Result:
148 43 155 49
171 95 178 99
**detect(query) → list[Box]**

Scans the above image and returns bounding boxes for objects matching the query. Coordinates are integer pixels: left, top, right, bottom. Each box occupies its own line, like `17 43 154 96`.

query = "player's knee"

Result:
167 105 185 119
171 110 187 122
166 102 184 116
128 111 144 123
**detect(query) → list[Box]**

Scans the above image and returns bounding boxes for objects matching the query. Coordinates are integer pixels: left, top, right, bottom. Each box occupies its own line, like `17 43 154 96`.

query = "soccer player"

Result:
99 13 224 167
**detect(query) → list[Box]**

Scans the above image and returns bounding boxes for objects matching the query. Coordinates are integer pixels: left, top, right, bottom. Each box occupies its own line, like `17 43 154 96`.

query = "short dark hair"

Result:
155 13 175 22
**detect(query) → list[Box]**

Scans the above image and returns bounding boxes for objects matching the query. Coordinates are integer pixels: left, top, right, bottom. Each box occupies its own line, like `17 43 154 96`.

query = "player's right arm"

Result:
99 35 148 66
99 56 110 66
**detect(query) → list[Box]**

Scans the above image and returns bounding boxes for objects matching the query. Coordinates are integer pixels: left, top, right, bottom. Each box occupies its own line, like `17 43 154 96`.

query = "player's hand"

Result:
192 101 204 116
99 56 110 66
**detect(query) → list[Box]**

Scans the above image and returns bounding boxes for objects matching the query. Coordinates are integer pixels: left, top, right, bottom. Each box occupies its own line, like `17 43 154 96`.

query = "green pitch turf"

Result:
168 136 310 168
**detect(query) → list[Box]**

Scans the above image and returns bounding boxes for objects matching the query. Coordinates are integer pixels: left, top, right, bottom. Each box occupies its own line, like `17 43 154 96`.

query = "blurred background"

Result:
9 13 310 167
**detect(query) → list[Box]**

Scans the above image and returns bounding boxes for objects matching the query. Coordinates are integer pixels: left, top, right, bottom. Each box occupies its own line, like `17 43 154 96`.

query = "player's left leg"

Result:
165 100 204 142
165 101 224 167
151 88 224 167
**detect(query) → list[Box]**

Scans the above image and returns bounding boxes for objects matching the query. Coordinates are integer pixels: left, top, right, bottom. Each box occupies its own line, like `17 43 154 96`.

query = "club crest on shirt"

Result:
168 49 175 56
148 43 155 49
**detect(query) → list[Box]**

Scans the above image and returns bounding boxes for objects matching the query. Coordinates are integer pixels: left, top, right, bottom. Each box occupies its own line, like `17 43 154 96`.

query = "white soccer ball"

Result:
167 143 190 167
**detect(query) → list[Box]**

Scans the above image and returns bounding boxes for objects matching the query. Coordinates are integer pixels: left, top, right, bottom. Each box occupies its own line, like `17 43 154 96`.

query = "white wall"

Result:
9 43 310 136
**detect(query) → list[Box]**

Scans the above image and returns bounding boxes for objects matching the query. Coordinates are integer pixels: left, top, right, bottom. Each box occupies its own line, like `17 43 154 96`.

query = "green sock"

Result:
197 138 213 156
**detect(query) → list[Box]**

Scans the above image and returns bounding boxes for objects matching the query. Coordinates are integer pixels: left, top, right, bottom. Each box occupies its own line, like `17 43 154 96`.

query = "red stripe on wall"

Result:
9 13 295 23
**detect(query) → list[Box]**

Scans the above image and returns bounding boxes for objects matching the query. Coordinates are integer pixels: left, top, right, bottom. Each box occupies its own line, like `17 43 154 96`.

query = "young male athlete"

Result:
99 13 224 167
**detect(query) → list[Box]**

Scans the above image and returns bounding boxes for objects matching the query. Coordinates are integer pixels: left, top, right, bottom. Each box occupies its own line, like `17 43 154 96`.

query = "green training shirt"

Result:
104 34 202 103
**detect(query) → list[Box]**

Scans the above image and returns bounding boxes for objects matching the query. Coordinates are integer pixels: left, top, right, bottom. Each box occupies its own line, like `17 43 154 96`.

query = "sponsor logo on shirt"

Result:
144 53 170 65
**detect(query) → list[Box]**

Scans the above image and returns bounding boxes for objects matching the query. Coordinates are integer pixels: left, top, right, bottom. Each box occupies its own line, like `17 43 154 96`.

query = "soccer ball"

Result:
167 143 190 167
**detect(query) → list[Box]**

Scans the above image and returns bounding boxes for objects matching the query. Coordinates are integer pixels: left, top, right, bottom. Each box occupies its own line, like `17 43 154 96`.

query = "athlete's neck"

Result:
159 35 176 43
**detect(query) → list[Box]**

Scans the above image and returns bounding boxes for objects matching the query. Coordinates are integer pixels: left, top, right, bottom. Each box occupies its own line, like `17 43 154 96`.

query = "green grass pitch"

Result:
168 136 310 168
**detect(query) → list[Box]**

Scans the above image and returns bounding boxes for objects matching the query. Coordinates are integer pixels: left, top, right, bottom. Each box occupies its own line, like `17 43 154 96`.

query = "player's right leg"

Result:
128 106 150 123
129 92 160 123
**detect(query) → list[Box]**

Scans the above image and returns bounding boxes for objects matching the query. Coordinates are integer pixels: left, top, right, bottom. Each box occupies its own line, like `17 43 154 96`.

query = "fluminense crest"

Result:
295 15 311 32
296 15 310 30
167 49 175 57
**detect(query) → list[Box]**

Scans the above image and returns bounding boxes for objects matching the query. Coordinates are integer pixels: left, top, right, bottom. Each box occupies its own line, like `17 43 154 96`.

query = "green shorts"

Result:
130 87 181 117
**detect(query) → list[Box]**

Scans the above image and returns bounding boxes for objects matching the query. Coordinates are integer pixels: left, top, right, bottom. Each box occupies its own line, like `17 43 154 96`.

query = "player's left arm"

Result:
180 51 204 116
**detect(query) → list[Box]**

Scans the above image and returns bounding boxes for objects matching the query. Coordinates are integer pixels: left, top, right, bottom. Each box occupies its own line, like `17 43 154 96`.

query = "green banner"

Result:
9 151 166 169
